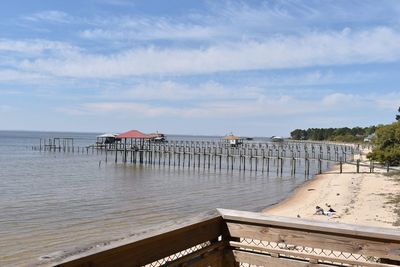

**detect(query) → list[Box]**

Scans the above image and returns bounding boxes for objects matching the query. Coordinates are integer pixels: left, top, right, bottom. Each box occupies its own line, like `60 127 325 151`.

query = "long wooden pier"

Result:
32 137 398 174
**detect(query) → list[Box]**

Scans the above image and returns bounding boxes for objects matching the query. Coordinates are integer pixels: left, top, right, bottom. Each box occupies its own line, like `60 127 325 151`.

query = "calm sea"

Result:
0 131 327 266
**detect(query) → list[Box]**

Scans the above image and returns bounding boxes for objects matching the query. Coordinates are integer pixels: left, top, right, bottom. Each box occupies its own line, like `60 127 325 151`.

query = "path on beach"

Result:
264 148 400 228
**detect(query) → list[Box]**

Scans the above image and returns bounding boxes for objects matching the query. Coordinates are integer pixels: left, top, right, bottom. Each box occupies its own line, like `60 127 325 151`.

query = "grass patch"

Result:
385 194 400 226
384 171 400 178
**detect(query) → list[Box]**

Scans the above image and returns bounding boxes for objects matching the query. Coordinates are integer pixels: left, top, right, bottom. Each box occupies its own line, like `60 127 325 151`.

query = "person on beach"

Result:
314 205 336 216
314 206 325 215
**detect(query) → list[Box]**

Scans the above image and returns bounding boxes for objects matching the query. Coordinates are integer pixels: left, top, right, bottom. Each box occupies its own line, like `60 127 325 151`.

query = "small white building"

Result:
96 133 118 145
223 134 243 147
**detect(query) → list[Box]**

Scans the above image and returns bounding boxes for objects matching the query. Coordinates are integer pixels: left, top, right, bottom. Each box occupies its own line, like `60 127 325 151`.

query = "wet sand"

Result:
263 148 400 228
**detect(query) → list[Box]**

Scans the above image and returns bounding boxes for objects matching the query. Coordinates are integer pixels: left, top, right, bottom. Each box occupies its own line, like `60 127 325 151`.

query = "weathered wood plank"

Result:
232 250 332 267
226 222 400 261
229 241 394 267
218 209 400 241
179 249 224 267
163 242 223 267
55 216 223 267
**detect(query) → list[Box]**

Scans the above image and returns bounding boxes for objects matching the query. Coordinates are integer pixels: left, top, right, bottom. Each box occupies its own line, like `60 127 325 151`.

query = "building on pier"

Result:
148 131 166 142
96 133 119 146
223 134 243 147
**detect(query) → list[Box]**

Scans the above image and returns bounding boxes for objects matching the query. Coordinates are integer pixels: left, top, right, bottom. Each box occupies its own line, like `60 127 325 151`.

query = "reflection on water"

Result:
0 131 327 266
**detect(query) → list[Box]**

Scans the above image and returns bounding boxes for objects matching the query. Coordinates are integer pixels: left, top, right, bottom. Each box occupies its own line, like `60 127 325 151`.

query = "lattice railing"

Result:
55 210 400 267
219 209 400 267
237 238 381 266
145 241 212 267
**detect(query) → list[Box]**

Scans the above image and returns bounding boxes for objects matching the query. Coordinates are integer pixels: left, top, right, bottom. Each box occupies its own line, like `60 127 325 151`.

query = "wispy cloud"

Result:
15 27 400 78
77 1 400 43
57 91 400 120
99 81 263 101
0 38 79 56
0 69 47 83
22 10 72 23
79 17 219 41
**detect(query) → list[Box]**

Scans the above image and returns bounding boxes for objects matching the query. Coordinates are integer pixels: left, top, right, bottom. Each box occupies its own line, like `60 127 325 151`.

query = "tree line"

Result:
290 126 376 142
290 107 400 166
367 107 400 166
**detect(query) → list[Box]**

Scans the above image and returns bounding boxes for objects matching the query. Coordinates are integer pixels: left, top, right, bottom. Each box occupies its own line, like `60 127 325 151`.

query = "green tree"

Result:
290 129 307 140
367 122 400 166
290 126 375 142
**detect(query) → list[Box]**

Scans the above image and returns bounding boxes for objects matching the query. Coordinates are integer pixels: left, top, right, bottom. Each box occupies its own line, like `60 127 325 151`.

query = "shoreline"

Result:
263 149 400 228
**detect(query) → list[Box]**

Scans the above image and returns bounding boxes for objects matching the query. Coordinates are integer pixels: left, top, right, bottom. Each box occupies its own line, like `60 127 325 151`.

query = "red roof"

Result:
115 130 151 139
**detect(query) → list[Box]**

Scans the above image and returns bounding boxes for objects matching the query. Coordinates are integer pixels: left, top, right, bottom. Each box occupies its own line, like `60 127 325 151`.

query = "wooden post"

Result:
261 150 265 173
115 145 118 163
105 146 108 163
208 152 211 170
124 138 127 163
226 149 229 171
276 157 280 174
293 157 296 175
255 156 258 173
356 159 360 173
250 152 253 172
198 148 201 168
318 157 322 174
238 151 242 171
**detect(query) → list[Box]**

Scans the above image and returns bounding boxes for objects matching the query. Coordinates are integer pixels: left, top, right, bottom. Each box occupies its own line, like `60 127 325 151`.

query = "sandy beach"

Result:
263 148 400 229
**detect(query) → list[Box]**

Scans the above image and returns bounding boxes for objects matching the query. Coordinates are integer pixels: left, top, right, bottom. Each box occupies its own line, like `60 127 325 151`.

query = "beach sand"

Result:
263 148 400 229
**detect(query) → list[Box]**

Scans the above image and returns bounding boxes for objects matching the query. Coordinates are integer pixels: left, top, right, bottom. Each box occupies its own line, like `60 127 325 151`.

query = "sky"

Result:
0 0 399 136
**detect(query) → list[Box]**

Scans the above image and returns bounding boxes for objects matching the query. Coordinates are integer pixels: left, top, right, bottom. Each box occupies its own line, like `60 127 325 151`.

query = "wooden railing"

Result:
54 209 400 267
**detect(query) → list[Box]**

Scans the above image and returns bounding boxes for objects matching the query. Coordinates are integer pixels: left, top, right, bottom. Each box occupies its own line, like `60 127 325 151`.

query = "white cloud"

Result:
99 81 263 101
78 1 400 42
56 94 316 118
322 92 400 111
80 22 218 41
0 39 79 56
322 93 356 107
57 90 400 120
0 69 47 82
16 27 400 78
22 10 71 23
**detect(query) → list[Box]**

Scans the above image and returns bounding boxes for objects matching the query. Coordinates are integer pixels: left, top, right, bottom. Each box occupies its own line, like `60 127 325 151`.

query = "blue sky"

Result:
0 0 399 136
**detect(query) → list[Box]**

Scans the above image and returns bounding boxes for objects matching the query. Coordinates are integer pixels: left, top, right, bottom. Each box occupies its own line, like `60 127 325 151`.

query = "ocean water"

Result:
0 131 328 266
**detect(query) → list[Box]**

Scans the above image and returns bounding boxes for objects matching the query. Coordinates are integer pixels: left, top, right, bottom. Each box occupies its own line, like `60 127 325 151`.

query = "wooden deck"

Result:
54 209 400 267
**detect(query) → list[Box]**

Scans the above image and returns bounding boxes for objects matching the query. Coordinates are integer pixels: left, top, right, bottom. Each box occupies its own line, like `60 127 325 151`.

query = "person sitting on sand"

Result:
325 203 336 213
314 206 325 215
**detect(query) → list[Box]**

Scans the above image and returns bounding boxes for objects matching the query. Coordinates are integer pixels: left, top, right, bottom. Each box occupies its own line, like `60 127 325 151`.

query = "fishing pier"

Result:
31 130 393 176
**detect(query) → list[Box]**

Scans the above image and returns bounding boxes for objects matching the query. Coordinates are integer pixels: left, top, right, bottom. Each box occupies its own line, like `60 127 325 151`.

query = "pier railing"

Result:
55 209 400 267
